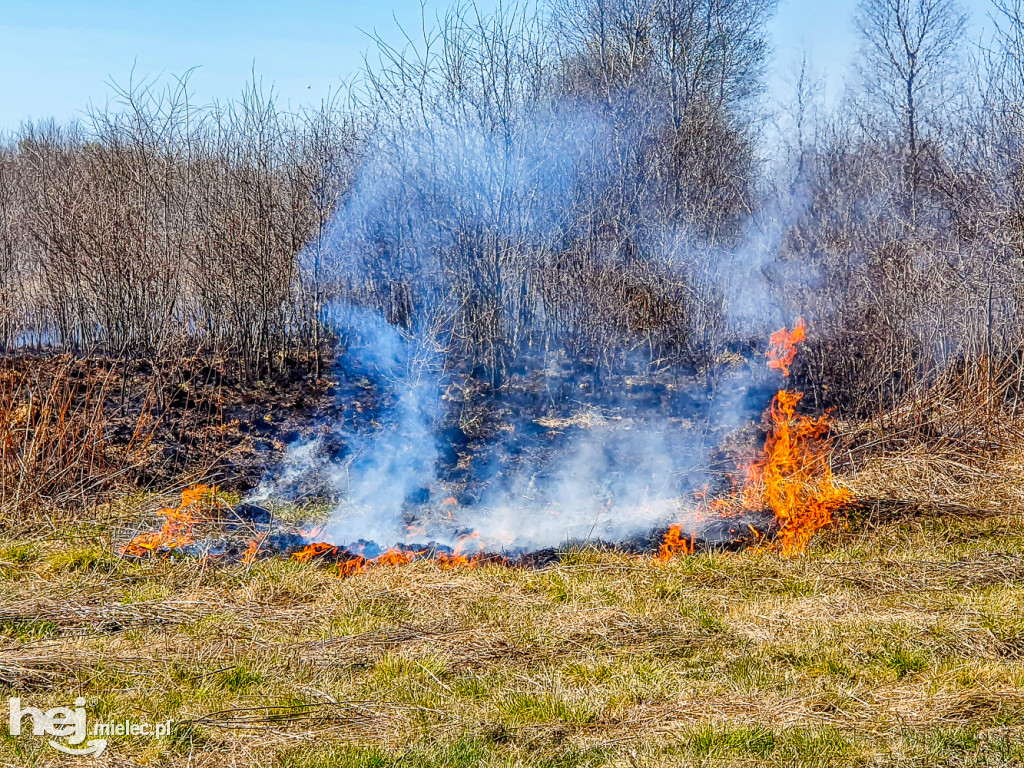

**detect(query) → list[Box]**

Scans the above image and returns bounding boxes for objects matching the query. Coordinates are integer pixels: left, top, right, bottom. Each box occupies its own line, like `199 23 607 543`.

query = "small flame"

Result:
336 556 368 576
766 317 807 377
290 542 338 563
120 484 215 557
376 547 419 566
242 535 266 564
288 531 491 575
655 523 693 561
436 552 482 569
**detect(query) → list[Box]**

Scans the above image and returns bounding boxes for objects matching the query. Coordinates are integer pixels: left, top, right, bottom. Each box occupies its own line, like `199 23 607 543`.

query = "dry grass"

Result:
1 370 1022 767
0 500 1022 767
835 367 1024 517
0 357 160 530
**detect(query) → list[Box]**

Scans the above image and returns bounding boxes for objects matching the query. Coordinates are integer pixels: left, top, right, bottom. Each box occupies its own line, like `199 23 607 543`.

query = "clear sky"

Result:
0 0 998 132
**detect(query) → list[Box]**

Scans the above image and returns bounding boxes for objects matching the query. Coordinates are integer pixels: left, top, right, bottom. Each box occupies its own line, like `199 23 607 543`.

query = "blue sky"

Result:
0 0 997 131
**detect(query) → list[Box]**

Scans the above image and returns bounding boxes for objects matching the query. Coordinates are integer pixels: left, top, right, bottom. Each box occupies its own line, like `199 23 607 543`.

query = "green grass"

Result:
218 665 263 693
0 511 1022 767
46 543 117 572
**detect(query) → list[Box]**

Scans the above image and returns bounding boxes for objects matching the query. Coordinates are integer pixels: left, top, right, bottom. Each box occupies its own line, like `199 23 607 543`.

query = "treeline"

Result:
0 80 353 379
4 0 1024 417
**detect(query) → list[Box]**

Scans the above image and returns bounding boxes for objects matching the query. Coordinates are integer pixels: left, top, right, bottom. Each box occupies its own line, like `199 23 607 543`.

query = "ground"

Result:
1 503 1022 767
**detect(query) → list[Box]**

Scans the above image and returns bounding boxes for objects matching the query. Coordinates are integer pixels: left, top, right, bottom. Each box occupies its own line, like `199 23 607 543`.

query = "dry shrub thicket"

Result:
2 0 1024 507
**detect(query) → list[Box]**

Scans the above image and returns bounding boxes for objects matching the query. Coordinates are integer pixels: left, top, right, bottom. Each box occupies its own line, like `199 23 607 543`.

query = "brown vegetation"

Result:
2 1 1024 761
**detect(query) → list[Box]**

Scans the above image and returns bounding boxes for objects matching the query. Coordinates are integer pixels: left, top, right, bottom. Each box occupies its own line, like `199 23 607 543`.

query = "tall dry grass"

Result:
0 357 159 525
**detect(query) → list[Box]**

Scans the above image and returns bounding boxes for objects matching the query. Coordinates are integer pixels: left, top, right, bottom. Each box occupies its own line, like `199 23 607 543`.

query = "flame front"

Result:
291 542 339 563
376 547 420 566
285 531 493 575
436 533 487 569
337 556 368 576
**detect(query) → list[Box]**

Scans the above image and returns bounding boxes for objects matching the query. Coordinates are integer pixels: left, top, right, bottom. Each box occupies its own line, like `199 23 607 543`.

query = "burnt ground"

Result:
0 351 335 496
2 345 786 534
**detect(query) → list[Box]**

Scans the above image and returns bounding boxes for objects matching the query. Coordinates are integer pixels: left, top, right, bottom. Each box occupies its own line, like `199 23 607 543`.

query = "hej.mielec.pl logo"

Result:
8 696 172 756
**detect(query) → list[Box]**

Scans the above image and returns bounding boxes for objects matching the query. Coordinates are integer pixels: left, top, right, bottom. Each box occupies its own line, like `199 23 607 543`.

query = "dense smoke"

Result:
5 0 1016 547
247 0 811 551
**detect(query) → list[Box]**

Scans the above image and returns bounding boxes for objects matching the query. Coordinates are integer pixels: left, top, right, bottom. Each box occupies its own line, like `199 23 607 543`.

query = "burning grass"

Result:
735 389 852 555
6 326 1024 767
655 319 854 559
1 506 1023 768
114 323 854 574
119 484 216 557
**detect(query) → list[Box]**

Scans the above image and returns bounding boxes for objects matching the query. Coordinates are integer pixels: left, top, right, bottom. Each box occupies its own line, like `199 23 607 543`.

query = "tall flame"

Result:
742 319 850 554
657 318 851 559
741 390 852 554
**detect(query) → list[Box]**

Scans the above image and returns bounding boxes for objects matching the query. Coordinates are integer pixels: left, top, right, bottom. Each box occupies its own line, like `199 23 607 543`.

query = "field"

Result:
6 0 1024 764
2 496 1023 768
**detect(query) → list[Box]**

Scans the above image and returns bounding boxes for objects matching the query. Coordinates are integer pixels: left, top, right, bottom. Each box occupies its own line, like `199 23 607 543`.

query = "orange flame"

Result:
336 556 368 576
734 320 850 553
242 535 266 564
290 542 338 563
287 530 492 575
120 484 215 557
766 317 806 377
657 319 851 559
748 321 851 553
376 547 419 566
655 523 694 561
436 552 481 569
741 389 852 555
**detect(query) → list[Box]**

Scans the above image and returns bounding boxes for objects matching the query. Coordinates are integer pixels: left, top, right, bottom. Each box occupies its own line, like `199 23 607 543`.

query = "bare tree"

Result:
854 0 967 209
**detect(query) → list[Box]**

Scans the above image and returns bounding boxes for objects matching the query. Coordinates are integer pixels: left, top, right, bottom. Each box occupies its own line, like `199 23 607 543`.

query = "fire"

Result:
180 485 215 507
331 547 421 574
436 533 485 568
337 556 368 576
741 390 852 555
286 530 492 575
655 523 693 561
657 318 852 559
741 319 850 554
120 484 215 557
766 317 807 377
376 547 419 566
242 535 266 564
290 542 338 563
436 552 482 569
